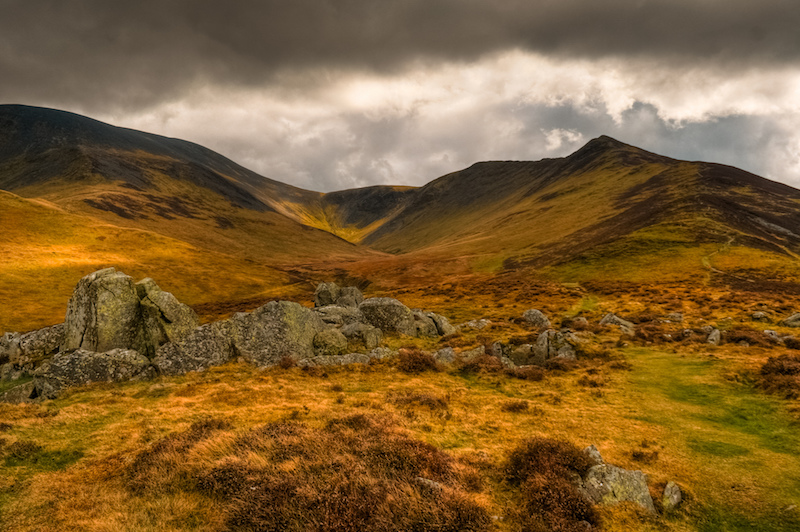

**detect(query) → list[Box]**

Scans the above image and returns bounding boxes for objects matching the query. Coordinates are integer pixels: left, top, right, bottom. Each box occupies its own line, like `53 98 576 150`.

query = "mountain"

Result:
3 104 800 332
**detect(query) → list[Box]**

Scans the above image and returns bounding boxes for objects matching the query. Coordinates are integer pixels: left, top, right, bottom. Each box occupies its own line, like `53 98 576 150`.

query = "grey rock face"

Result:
313 305 365 327
412 310 439 338
136 278 199 352
433 347 456 364
231 301 325 367
0 333 22 365
313 328 349 356
533 329 577 364
583 445 604 466
0 381 36 403
582 464 656 514
707 328 721 345
17 324 65 366
599 313 636 336
154 322 235 376
62 268 144 354
359 298 417 336
662 481 682 512
340 322 383 350
523 309 551 328
313 282 341 307
426 312 457 336
337 286 364 308
781 313 800 327
34 348 154 399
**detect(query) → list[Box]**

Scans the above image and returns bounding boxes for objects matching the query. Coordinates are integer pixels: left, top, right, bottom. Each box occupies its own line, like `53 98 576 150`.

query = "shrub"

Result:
759 354 800 398
507 366 545 381
500 400 530 413
785 337 800 350
726 328 772 347
458 354 504 375
397 348 439 374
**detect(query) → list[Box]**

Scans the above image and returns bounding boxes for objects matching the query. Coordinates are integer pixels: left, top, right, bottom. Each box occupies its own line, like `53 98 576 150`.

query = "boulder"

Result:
231 301 325 367
509 344 535 366
763 330 782 343
136 278 199 353
583 445 604 466
313 305 365 327
666 313 684 322
426 312 457 336
523 309 551 328
599 313 636 336
781 313 800 327
33 348 155 399
313 328 349 356
751 311 769 322
533 329 578 364
336 286 364 308
16 324 66 367
154 322 235 376
412 310 439 338
340 322 382 350
433 347 456 364
359 298 417 336
458 345 486 362
662 481 682 512
314 282 341 307
707 328 721 345
582 464 656 514
62 268 145 354
0 381 36 404
0 332 22 365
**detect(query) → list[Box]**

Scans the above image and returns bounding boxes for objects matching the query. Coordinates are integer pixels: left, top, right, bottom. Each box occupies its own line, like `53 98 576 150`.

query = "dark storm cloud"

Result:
2 0 799 111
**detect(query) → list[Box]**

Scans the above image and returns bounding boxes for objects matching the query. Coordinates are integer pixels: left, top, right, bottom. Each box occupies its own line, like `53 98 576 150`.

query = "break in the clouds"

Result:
2 0 799 190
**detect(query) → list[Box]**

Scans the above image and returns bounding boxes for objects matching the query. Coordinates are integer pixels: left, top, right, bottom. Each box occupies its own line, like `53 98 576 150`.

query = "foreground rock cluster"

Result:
0 270 460 401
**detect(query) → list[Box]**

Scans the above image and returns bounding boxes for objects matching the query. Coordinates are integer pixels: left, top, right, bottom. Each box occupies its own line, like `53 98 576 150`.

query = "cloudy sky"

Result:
2 0 799 191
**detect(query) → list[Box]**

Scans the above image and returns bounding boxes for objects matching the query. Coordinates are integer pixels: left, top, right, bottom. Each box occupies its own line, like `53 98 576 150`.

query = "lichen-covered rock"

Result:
509 344 535 366
0 381 36 403
33 348 155 399
297 353 372 367
340 322 382 350
426 312 457 336
582 464 656 514
16 324 65 367
781 313 800 327
458 345 486 362
359 298 417 336
707 328 721 345
336 286 364 308
523 309 551 328
313 305 365 327
583 445 604 466
599 313 636 336
533 329 578 364
154 322 235 376
313 328 349 356
413 310 439 338
0 332 22 365
662 481 682 512
434 347 456 364
314 282 341 307
136 278 199 353
231 301 325 367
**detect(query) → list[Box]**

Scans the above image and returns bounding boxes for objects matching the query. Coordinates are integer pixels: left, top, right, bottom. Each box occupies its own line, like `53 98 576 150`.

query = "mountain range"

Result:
2 104 800 331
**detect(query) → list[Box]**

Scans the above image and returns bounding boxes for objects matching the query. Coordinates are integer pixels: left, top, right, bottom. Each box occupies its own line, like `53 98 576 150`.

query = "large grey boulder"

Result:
340 322 383 350
313 282 341 307
313 305 365 327
313 328 349 356
599 313 636 336
16 324 65 367
425 312 457 336
523 309 551 329
532 329 578 364
359 298 417 336
136 278 199 353
582 464 656 514
62 268 145 354
33 348 155 399
412 310 439 338
782 313 800 327
154 322 235 376
231 301 325 367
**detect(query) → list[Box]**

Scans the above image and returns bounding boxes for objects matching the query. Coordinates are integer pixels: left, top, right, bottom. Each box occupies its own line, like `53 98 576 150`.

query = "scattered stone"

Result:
700 325 714 334
433 347 456 364
459 345 486 362
599 313 636 336
707 329 721 345
487 341 506 358
313 328 349 356
781 313 800 327
231 301 325 367
582 463 656 514
523 309 551 328
34 348 155 399
662 481 683 512
313 282 341 307
751 311 769 322
414 477 443 492
533 329 578 364
460 319 491 330
763 330 782 343
154 322 235 376
666 313 684 322
359 298 417 336
340 322 382 350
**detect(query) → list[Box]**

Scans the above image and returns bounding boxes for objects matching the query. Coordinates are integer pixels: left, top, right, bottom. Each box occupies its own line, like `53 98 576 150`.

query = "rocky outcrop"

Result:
154 322 235 376
425 312 457 336
314 305 365 327
0 381 36 403
577 446 656 514
510 330 578 366
337 286 364 308
412 310 439 338
359 298 418 336
313 282 364 308
230 301 325 367
313 328 349 356
17 324 65 367
523 309 551 328
136 278 199 354
33 348 155 399
599 313 635 336
340 322 382 350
